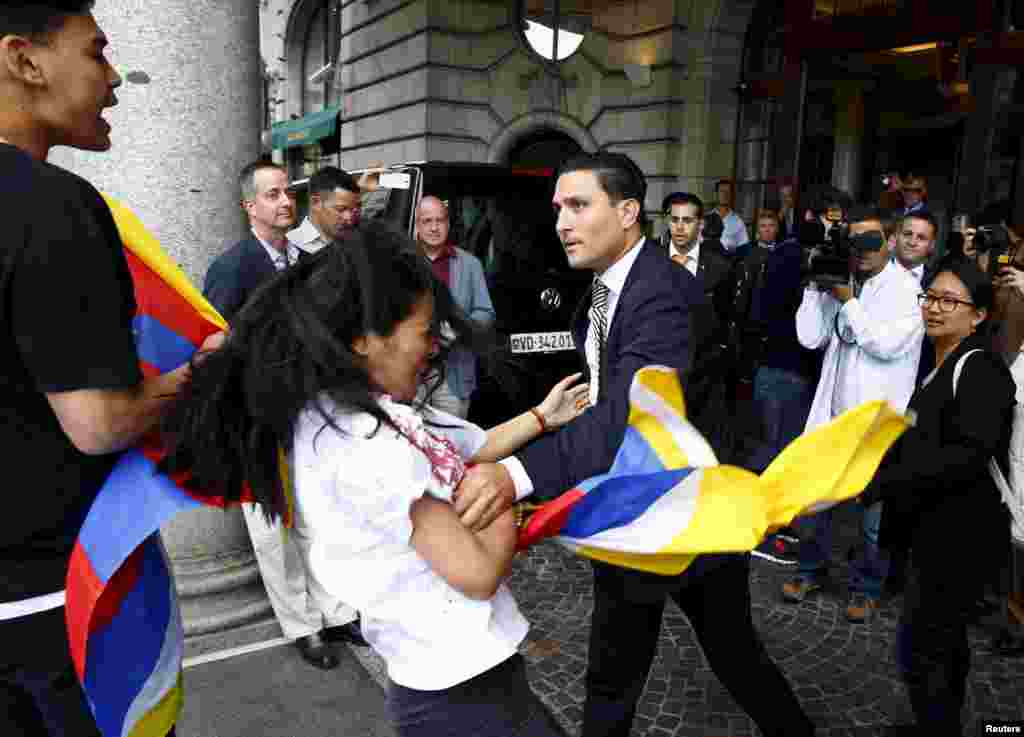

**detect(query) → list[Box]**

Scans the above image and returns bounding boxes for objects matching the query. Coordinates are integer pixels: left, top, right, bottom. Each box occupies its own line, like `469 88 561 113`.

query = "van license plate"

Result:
510 331 575 354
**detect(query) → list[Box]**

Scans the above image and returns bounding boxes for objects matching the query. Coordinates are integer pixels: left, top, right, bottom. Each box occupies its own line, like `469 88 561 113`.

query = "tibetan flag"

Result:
64 197 282 737
517 365 910 575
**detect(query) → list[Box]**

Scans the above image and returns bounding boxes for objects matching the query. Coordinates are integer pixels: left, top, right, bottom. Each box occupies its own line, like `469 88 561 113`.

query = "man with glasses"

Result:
288 166 361 253
662 191 733 312
782 204 925 622
414 195 495 419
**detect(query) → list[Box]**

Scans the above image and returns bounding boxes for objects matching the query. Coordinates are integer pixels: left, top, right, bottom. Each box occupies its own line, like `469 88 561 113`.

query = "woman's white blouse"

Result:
290 395 528 690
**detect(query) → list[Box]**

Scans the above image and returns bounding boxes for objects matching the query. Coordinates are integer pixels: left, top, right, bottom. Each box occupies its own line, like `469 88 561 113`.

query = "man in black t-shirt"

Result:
0 6 222 736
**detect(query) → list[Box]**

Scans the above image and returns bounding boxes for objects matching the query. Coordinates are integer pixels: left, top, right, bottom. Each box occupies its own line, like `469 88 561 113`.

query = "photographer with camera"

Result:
782 204 925 623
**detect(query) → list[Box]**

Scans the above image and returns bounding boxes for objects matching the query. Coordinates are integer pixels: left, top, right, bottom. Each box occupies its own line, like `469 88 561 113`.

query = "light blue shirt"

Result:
720 209 750 253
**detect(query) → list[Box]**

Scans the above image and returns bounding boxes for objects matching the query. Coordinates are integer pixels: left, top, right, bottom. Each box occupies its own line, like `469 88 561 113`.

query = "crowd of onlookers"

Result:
658 172 1024 733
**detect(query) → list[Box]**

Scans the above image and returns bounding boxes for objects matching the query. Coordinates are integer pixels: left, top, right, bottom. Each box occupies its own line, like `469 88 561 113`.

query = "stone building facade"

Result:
261 0 760 218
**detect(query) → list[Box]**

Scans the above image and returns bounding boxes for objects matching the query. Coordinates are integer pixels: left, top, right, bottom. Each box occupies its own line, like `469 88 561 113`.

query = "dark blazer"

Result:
862 333 1014 570
203 236 307 321
517 238 702 498
693 238 734 303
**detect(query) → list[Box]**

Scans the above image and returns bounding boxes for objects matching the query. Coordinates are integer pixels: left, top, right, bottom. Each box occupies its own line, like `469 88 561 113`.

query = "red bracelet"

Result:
529 407 547 433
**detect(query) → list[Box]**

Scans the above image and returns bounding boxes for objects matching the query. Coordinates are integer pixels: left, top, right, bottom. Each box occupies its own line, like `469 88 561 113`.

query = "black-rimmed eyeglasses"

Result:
917 293 974 312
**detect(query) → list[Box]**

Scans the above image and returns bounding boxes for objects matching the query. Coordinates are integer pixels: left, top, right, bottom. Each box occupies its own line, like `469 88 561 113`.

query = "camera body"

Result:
798 220 850 287
974 224 1009 255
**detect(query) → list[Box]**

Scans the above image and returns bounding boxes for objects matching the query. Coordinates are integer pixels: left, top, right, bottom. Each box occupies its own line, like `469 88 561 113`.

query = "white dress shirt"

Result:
500 237 647 499
894 257 925 284
669 240 700 276
254 229 300 271
288 216 330 254
719 209 750 253
797 260 924 432
292 396 528 690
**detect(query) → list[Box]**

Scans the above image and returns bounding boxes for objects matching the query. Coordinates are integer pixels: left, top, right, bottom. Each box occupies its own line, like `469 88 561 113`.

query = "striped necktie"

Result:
589 277 610 401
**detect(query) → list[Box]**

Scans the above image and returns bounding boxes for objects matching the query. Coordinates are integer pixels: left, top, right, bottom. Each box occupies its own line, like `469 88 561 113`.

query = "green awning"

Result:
271 106 341 150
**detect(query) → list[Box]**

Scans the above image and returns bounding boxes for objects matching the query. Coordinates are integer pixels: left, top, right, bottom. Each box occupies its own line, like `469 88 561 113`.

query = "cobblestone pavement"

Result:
507 502 1024 737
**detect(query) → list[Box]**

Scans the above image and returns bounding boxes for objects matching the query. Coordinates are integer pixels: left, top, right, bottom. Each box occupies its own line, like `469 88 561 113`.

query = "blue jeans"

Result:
747 367 813 473
796 501 890 598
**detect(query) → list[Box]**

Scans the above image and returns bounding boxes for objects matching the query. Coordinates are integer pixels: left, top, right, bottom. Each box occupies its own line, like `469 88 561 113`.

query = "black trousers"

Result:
386 655 566 737
895 553 979 736
582 554 815 737
0 607 100 737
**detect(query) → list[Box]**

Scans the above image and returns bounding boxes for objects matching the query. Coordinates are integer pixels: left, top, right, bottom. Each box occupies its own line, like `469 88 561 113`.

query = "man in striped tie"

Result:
453 153 814 737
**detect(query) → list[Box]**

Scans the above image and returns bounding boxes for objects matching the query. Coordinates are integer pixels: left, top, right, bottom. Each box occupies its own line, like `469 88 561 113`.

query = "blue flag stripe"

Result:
132 313 195 374
563 468 691 539
78 451 201 582
83 538 172 737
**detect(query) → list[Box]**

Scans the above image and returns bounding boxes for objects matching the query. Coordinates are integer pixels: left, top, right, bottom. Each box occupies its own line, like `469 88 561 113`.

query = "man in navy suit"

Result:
454 153 813 737
203 161 302 320
203 161 367 670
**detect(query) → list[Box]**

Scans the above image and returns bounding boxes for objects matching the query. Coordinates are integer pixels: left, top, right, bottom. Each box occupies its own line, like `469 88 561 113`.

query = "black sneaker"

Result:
751 535 798 566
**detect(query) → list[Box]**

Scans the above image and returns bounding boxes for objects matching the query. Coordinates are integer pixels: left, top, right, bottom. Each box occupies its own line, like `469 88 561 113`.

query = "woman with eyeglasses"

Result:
860 258 1015 736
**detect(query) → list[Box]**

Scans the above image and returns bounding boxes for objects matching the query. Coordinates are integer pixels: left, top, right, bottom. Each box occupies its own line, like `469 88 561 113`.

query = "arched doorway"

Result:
506 128 583 171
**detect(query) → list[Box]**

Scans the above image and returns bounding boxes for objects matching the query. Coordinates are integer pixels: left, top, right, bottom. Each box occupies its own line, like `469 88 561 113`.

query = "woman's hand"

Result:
536 373 590 430
994 264 1024 298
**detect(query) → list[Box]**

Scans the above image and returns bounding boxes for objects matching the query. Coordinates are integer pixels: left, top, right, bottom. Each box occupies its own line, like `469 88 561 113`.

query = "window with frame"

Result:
518 1 589 62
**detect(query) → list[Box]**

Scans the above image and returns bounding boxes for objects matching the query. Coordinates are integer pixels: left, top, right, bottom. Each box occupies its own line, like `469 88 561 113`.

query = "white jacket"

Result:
797 260 924 432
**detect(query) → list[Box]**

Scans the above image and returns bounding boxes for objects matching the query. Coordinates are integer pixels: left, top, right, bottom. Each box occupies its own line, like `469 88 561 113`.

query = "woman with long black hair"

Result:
861 258 1015 736
161 222 587 737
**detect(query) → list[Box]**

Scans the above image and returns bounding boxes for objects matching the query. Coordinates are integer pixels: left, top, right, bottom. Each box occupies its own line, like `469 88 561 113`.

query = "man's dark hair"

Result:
714 178 734 192
846 203 884 226
902 211 938 238
160 222 494 520
662 191 703 218
238 159 286 202
558 152 648 226
0 1 94 41
308 166 360 200
805 185 852 217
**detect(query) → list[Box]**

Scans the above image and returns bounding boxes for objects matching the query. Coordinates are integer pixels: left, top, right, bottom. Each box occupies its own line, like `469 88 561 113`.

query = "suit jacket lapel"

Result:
244 237 277 280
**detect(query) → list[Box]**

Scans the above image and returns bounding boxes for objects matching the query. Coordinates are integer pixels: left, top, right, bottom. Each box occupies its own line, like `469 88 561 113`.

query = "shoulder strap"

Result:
952 348 983 398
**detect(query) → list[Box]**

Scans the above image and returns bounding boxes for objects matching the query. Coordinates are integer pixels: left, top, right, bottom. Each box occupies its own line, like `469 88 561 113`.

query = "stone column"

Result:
51 0 270 637
831 82 866 198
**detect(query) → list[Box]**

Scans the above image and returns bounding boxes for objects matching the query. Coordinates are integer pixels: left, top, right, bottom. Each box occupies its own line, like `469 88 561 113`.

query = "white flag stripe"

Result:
629 380 718 468
558 472 702 552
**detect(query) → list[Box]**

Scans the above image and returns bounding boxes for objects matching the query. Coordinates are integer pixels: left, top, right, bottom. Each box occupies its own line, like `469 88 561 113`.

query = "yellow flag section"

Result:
569 366 909 576
102 194 227 332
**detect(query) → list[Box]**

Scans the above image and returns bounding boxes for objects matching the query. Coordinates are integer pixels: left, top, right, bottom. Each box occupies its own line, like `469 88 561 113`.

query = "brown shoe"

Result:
845 592 880 623
782 577 822 603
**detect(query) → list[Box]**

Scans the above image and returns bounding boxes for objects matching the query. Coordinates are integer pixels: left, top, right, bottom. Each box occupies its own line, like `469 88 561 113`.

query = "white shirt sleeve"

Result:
838 293 924 361
499 456 534 500
796 288 838 350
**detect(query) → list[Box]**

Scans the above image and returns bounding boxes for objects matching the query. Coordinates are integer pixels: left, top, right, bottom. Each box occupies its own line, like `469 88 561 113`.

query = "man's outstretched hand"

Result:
454 463 516 532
